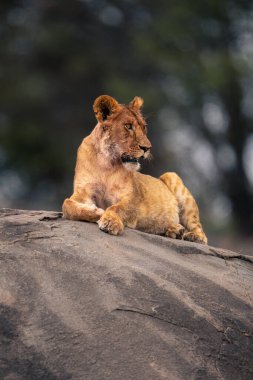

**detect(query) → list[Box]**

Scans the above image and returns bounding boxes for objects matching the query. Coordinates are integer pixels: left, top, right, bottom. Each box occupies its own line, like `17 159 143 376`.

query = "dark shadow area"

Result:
0 304 70 380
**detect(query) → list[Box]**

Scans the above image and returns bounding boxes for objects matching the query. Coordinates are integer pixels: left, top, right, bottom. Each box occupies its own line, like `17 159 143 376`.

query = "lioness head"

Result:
93 95 152 171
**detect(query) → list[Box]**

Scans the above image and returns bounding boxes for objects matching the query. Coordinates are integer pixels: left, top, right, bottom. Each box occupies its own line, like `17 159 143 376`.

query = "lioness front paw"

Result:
98 211 124 235
165 224 185 239
183 231 208 245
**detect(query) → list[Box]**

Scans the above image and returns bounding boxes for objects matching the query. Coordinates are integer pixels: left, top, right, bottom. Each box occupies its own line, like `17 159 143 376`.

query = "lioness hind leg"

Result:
160 172 208 245
183 231 207 244
165 223 185 239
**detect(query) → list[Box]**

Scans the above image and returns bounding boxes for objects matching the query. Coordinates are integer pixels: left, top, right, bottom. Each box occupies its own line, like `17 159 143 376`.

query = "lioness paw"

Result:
183 231 208 245
98 212 124 235
165 224 185 239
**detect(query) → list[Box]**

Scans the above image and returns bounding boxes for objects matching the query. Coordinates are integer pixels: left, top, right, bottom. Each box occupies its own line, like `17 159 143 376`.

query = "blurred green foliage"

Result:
0 0 253 239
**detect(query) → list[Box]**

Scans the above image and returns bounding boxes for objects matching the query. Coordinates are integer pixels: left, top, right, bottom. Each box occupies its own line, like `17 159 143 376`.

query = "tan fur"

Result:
63 95 207 244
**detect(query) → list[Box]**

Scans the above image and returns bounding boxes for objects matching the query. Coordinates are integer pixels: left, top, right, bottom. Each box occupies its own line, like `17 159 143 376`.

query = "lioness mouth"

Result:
121 155 140 164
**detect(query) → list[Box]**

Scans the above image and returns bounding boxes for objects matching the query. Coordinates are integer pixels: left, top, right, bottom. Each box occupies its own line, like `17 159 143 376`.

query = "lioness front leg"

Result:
98 209 124 235
63 196 104 222
98 200 136 236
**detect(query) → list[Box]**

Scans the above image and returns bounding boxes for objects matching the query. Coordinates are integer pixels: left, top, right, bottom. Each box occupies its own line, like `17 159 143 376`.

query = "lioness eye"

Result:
125 123 134 131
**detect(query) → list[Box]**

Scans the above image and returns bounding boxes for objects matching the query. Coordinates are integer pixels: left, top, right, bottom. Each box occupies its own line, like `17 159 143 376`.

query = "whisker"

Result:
147 152 154 161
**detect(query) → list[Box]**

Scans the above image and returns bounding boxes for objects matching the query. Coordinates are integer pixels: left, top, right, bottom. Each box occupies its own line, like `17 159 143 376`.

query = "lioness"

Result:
63 95 207 244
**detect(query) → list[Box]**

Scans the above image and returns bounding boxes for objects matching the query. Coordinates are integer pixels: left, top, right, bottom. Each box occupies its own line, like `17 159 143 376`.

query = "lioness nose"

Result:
139 146 150 152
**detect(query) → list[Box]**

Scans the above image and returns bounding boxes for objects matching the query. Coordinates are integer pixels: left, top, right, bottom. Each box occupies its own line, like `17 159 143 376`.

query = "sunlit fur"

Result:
63 95 207 244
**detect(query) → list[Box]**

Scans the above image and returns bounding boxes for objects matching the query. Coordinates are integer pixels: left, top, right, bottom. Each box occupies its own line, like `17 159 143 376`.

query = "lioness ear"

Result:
93 95 120 122
130 96 144 109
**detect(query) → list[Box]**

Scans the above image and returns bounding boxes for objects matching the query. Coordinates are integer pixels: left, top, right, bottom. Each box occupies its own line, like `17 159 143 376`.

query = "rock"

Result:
0 208 252 380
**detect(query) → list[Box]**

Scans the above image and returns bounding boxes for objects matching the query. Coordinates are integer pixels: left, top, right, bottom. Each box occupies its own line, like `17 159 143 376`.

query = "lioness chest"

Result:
90 182 120 209
89 174 133 210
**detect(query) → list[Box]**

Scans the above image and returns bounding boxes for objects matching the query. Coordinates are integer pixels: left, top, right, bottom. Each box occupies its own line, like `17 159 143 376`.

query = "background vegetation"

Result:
0 0 253 251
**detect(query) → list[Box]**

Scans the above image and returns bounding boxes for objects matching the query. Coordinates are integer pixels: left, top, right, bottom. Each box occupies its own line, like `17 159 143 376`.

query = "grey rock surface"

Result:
0 208 252 380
